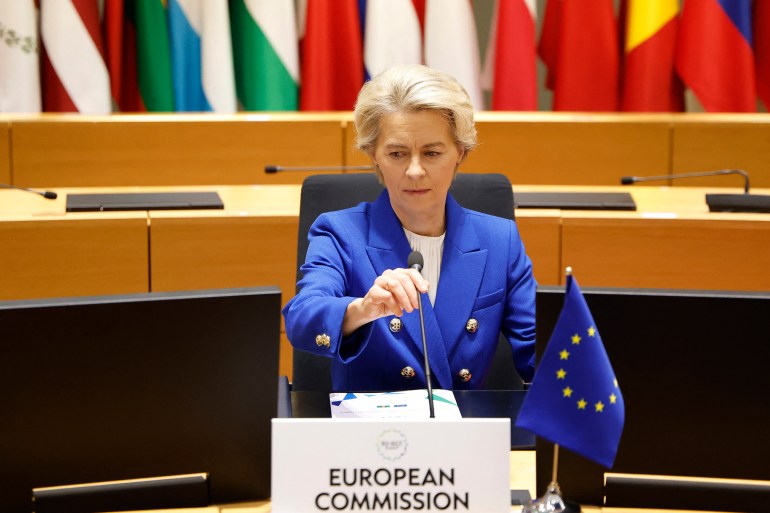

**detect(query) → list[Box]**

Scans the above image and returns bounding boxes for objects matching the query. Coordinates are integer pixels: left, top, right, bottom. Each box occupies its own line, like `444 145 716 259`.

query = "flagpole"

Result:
552 443 560 484
522 266 576 513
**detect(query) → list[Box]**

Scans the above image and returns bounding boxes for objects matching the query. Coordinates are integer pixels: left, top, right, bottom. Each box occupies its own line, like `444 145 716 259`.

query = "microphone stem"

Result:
628 170 750 194
416 293 435 418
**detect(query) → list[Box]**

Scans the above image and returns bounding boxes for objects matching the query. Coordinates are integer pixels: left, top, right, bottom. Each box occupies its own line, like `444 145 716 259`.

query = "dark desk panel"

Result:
535 287 770 507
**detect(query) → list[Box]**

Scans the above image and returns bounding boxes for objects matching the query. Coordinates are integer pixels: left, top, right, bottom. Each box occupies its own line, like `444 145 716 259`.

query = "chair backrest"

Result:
291 172 523 391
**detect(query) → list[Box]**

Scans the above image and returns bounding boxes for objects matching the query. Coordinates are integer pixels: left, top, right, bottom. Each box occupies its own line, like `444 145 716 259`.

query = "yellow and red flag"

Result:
622 0 683 112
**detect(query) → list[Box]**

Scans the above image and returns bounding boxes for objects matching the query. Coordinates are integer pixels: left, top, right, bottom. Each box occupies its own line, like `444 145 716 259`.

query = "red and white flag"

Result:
424 0 483 109
40 0 111 114
364 0 423 77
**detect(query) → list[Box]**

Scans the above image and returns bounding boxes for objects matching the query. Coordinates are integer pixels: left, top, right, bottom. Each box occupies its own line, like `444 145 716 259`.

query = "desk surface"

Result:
5 183 770 219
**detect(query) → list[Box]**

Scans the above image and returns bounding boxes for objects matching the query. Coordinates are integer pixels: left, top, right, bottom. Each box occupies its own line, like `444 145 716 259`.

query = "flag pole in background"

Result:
518 266 625 513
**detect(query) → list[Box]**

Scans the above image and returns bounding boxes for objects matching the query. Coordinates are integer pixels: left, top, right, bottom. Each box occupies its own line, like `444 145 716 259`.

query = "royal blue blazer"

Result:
282 190 536 392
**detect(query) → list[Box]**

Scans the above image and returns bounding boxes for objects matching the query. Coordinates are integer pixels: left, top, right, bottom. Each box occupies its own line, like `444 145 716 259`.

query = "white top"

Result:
403 228 445 306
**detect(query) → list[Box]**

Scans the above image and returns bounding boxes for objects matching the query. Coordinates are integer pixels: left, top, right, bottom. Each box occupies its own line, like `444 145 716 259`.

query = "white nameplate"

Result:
271 418 511 512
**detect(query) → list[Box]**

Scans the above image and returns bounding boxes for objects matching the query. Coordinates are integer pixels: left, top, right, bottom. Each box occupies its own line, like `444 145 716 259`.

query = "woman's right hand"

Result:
342 268 429 336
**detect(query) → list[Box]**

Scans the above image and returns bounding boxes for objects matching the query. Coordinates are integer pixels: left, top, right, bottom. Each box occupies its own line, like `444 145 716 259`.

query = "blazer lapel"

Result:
434 195 488 358
365 191 453 389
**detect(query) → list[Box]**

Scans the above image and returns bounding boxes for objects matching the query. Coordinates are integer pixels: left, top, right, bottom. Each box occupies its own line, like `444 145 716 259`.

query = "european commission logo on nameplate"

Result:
271 418 511 512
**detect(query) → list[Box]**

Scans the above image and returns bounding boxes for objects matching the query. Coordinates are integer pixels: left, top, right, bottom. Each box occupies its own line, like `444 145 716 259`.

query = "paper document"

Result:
329 389 462 419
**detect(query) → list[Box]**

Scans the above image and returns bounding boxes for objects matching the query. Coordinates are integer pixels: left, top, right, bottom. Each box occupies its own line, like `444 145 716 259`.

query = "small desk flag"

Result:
516 275 624 468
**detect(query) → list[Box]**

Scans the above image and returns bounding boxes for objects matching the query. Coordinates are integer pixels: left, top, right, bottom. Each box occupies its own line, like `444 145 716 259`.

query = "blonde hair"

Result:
353 65 477 166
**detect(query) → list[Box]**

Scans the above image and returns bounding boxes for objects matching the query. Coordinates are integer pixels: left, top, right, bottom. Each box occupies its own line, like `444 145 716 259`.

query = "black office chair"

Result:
291 172 525 392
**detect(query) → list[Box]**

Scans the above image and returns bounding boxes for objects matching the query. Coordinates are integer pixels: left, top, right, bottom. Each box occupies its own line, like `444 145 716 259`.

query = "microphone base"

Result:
706 194 770 213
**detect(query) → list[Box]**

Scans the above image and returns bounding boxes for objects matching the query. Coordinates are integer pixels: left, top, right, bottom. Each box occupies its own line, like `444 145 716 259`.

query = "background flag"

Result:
129 0 175 112
516 274 625 468
424 0 483 109
483 0 537 111
755 0 770 109
300 0 363 111
675 0 756 112
622 0 683 112
104 0 142 112
364 0 423 78
40 0 111 114
168 0 236 113
105 0 176 112
0 0 41 113
230 0 299 111
539 0 619 111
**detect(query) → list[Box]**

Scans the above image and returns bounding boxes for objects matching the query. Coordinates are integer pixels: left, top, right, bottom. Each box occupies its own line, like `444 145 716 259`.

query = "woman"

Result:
283 64 536 392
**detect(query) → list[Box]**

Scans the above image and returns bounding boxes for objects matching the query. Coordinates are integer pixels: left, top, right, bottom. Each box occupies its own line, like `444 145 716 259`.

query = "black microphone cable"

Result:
0 183 58 199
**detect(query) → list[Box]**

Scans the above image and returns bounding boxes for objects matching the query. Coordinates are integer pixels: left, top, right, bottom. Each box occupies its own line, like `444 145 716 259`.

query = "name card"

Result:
272 418 511 512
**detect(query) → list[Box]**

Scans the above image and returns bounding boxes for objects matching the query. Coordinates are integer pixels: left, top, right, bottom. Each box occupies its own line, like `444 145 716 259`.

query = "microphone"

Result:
408 250 435 419
620 169 750 193
620 169 770 213
1 183 58 199
265 164 374 173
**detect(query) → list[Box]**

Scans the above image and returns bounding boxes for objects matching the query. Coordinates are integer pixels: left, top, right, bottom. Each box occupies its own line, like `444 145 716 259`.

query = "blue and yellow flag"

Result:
516 275 624 468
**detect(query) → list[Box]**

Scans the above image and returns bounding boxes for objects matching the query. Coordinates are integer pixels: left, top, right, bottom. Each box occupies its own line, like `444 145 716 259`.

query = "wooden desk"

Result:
0 190 148 300
3 185 769 378
515 185 770 291
0 120 10 184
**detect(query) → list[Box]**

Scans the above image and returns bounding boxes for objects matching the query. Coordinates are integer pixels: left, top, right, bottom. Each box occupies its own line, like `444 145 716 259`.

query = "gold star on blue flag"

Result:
516 274 625 468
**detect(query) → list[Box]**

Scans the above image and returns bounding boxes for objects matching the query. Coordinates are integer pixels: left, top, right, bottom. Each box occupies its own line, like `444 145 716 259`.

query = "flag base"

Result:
522 482 581 513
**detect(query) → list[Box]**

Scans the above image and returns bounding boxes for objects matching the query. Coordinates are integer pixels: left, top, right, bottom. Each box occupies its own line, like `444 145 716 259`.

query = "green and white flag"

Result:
230 0 299 111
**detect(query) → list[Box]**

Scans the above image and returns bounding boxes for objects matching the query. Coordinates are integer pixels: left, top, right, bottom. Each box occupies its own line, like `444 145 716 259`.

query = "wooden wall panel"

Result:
672 115 770 189
0 217 149 300
467 114 672 185
347 113 673 185
11 114 345 187
561 216 770 291
0 121 10 184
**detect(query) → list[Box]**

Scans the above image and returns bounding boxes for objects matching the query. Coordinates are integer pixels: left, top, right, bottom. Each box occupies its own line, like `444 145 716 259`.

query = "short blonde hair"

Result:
353 64 477 162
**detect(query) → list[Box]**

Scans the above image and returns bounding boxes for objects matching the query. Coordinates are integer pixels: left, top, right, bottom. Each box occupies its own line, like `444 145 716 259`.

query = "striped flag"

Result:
539 0 619 111
40 0 111 114
104 0 142 112
754 0 770 109
483 0 537 110
168 0 236 112
0 0 41 112
300 0 363 111
132 0 175 111
230 0 299 111
622 0 683 112
675 0 756 112
364 0 423 78
424 0 483 109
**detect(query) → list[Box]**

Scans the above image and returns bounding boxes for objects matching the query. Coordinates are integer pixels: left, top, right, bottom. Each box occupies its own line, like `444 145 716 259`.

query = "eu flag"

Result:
516 275 624 468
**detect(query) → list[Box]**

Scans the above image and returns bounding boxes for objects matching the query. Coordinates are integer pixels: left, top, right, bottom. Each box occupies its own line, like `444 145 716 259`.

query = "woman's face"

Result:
371 109 464 236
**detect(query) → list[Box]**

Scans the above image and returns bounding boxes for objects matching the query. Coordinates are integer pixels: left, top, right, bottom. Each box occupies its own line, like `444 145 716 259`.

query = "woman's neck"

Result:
399 215 446 237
